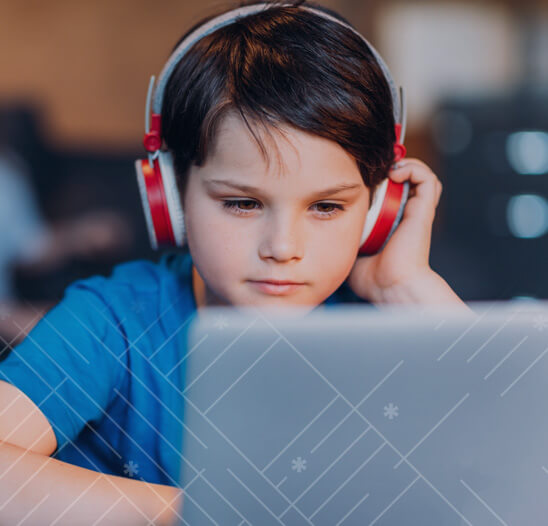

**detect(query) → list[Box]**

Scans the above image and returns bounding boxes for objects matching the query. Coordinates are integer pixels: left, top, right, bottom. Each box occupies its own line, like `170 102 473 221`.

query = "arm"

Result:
371 268 473 312
0 442 183 526
0 381 183 525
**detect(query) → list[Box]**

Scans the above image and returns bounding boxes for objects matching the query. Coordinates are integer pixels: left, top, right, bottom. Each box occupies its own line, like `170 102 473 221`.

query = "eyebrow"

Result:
204 179 362 198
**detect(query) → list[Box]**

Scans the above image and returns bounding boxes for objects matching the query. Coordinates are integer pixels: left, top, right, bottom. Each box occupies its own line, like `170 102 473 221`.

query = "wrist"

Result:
373 268 470 310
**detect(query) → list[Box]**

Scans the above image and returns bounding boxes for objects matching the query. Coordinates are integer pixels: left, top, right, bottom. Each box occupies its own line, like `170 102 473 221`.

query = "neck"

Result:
192 265 206 310
192 264 231 309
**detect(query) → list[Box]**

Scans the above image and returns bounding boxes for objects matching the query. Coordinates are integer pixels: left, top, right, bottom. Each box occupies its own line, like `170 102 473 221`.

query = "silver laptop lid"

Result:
176 301 548 525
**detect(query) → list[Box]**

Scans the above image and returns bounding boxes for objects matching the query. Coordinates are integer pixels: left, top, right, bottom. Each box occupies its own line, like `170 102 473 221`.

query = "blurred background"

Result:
0 0 547 358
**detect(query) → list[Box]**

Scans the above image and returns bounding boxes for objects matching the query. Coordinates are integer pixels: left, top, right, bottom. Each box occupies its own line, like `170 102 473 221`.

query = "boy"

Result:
0 1 468 524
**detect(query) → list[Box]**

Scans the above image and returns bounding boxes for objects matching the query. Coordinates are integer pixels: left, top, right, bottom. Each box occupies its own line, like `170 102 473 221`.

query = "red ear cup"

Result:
357 123 409 257
135 157 177 250
357 178 409 256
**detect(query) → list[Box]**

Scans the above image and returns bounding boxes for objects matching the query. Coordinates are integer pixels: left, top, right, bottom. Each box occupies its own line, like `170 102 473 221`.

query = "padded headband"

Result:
147 2 406 143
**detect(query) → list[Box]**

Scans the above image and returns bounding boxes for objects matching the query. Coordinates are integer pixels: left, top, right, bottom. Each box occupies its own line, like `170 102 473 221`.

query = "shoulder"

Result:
58 249 195 329
74 250 191 297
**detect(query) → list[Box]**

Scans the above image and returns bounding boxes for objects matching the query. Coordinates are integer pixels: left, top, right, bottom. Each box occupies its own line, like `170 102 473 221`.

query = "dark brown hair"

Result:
161 0 396 203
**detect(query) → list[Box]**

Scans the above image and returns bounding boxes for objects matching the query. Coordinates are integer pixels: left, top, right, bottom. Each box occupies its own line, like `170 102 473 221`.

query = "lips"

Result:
248 280 305 295
253 280 304 285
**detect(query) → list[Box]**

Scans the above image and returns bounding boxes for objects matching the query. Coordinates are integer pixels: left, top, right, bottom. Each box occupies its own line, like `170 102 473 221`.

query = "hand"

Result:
346 158 443 304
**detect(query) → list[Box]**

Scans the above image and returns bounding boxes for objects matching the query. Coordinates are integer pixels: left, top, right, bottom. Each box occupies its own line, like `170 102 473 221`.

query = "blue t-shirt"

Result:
0 247 369 486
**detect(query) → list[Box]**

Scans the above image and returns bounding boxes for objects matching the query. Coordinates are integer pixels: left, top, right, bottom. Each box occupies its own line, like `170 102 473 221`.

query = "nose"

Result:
258 210 304 262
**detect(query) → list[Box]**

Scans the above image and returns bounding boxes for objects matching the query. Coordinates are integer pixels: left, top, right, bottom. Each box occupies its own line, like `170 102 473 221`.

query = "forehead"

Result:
205 111 362 182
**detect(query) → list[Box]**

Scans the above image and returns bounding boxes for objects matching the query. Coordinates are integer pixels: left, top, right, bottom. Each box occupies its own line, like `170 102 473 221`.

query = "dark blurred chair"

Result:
0 103 158 360
430 88 548 301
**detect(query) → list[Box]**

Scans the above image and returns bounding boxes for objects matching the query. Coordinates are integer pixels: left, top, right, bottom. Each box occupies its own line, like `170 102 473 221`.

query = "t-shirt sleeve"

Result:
0 276 128 453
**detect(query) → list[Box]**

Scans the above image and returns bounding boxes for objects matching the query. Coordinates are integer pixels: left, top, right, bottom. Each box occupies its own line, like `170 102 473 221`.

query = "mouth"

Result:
252 280 304 285
248 280 305 296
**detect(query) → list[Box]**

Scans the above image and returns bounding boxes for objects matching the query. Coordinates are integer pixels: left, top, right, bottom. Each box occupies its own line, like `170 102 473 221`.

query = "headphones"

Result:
135 2 408 256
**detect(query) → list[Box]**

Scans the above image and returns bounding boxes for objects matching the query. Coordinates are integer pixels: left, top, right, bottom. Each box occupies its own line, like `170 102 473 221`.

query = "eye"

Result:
221 199 345 218
222 199 259 216
313 203 344 217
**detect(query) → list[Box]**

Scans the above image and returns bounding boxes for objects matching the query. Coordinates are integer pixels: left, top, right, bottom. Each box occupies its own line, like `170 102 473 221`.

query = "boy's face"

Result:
183 112 370 312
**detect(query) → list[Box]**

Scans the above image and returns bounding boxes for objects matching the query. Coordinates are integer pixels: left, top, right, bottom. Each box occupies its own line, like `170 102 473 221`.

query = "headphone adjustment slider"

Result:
393 123 407 162
143 113 162 152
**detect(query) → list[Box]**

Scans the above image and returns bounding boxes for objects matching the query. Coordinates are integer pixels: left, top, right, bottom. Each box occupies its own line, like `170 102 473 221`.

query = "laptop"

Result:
174 300 548 525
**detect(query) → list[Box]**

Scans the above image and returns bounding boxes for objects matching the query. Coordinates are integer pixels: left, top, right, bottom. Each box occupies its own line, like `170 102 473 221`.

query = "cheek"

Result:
316 203 367 249
185 201 248 275
321 246 358 281
312 205 367 276
185 198 234 242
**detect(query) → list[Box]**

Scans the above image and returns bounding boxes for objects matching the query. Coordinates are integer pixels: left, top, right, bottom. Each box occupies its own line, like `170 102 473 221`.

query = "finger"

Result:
387 163 443 227
390 158 435 180
435 179 443 205
390 157 431 171
389 161 440 205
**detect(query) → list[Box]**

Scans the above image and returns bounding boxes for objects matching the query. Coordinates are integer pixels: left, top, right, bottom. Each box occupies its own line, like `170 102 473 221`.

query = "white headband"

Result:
145 2 406 143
